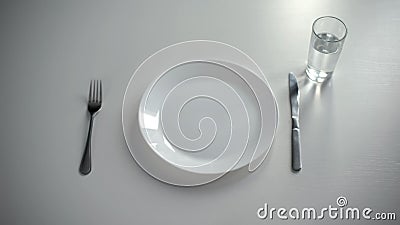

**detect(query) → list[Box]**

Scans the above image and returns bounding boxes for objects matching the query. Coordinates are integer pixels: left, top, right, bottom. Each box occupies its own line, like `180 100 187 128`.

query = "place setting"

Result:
79 16 347 187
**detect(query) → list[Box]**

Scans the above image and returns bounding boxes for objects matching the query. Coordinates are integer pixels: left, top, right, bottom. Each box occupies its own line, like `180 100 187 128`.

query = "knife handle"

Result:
291 128 302 171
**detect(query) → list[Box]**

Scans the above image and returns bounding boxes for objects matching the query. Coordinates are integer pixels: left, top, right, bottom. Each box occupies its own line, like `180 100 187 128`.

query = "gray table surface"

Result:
1 0 399 224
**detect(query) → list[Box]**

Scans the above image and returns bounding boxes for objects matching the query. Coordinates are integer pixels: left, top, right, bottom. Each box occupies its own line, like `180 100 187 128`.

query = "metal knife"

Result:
289 72 302 171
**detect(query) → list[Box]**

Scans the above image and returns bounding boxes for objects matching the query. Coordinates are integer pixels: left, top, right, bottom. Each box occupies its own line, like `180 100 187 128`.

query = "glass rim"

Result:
312 16 347 43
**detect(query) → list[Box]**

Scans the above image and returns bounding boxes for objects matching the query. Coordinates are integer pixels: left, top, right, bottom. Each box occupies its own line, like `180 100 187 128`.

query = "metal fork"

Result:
79 80 102 175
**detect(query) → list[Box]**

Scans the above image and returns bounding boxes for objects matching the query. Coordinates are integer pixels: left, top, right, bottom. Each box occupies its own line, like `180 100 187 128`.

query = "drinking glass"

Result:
306 16 347 82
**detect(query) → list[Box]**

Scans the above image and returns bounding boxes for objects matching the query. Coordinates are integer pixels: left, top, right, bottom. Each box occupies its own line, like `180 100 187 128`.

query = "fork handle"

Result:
80 114 94 175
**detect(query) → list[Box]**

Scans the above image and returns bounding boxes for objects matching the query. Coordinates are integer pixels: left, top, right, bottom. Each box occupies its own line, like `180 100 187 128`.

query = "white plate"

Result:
122 40 278 186
139 61 276 175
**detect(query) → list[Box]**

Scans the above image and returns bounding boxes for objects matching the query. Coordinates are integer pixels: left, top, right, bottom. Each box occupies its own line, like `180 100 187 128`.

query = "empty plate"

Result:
122 40 278 186
139 61 276 175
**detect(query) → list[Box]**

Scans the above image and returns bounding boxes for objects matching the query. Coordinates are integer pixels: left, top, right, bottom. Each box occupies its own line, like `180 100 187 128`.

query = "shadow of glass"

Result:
296 70 337 168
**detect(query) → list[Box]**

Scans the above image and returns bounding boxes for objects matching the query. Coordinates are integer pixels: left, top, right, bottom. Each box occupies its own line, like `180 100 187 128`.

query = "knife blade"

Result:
289 72 302 171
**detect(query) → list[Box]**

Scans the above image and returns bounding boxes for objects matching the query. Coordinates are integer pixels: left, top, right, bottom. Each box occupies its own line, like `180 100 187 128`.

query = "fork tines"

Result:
89 80 102 103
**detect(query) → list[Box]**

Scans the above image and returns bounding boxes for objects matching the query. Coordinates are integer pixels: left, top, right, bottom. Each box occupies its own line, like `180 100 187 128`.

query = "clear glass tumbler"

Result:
306 16 347 82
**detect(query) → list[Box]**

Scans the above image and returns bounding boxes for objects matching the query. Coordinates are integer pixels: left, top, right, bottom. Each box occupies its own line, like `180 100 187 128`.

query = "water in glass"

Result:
306 32 342 82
